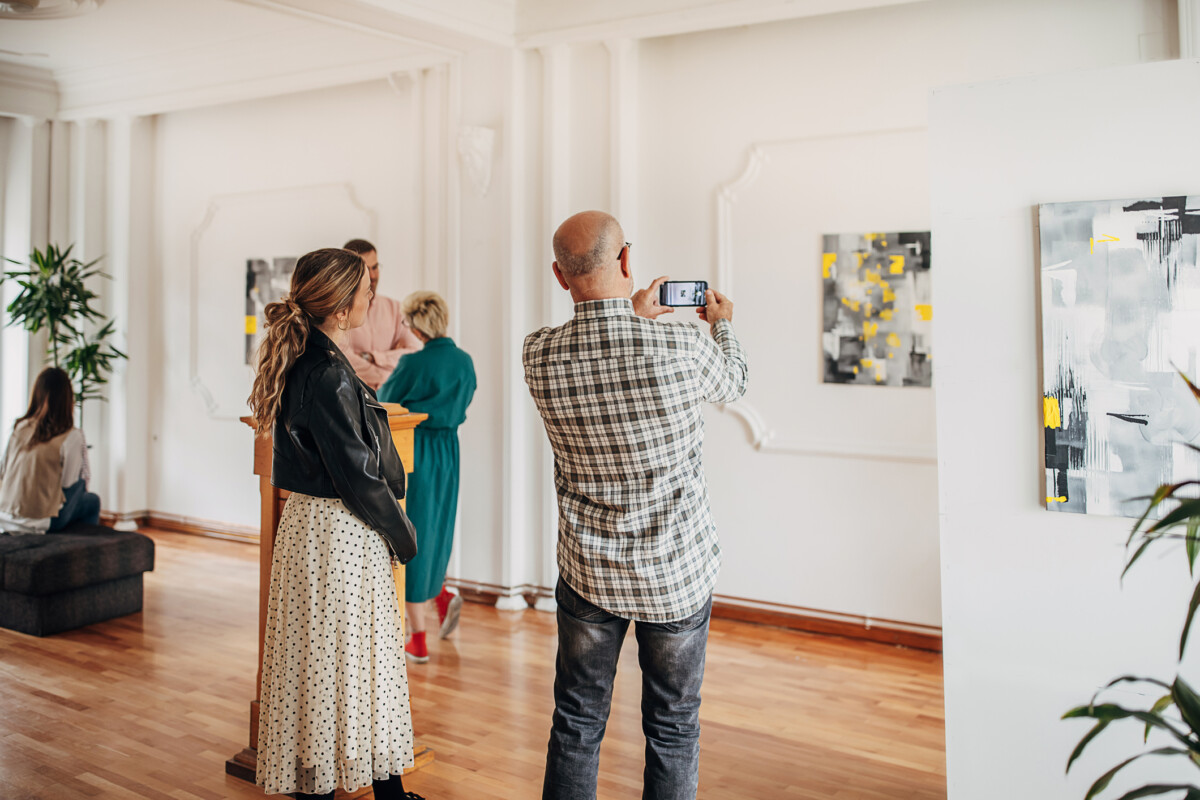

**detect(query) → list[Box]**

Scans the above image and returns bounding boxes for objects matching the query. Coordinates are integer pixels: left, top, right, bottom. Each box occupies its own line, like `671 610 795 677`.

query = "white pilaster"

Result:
1181 0 1200 57
69 119 109 502
103 115 153 526
605 38 639 237
535 44 574 611
0 117 50 446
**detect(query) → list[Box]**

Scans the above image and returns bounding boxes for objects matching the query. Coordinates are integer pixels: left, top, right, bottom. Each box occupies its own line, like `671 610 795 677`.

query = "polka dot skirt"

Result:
256 493 415 796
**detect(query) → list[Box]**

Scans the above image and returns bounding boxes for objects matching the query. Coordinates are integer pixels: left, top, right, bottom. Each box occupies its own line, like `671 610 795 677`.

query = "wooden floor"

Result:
0 530 946 799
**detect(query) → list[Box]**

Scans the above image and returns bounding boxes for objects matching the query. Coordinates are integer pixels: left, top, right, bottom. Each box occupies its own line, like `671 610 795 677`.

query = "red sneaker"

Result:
435 586 463 639
404 631 428 663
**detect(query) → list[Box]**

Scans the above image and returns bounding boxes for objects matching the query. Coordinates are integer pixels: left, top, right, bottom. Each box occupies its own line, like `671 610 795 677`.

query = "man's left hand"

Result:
633 276 675 320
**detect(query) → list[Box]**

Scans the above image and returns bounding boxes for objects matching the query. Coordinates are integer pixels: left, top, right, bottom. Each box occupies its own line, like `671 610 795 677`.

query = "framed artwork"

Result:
1038 196 1200 516
244 256 297 365
821 231 932 387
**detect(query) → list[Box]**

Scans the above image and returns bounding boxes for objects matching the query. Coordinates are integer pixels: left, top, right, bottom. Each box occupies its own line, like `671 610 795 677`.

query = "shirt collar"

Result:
423 336 454 348
573 298 634 320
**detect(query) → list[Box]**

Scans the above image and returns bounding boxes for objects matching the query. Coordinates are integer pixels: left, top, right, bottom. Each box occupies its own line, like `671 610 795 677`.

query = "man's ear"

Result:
618 245 632 280
552 262 571 292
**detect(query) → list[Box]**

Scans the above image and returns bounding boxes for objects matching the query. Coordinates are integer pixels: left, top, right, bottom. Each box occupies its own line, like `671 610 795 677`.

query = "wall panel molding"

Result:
714 129 936 465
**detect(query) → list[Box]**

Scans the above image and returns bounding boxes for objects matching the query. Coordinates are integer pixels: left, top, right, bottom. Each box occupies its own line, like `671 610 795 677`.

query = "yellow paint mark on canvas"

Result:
850 301 860 312
864 268 881 284
889 255 905 274
862 359 874 368
886 332 902 348
863 321 879 340
883 287 896 303
914 304 932 321
822 253 836 278
1044 396 1061 429
887 352 894 358
880 309 894 321
1047 496 1068 504
852 366 859 374
876 372 885 382
856 252 868 267
245 316 257 335
864 302 874 316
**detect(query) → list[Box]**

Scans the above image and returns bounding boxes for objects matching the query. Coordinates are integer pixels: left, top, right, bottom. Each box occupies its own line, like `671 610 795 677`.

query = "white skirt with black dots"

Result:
256 492 415 796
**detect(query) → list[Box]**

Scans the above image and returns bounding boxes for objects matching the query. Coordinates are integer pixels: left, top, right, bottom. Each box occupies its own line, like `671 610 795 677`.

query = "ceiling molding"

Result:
231 0 513 50
0 61 57 119
56 51 449 121
518 0 929 47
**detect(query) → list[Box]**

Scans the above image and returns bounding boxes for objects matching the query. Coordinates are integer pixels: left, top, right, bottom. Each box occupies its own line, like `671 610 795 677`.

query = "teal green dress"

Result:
378 337 476 603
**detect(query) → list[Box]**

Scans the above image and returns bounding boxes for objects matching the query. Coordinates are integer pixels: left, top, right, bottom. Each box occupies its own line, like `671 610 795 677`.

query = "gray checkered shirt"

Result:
523 298 749 622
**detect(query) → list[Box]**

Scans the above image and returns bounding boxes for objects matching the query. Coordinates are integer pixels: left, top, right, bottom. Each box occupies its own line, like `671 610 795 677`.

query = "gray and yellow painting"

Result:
1039 196 1200 517
821 231 932 387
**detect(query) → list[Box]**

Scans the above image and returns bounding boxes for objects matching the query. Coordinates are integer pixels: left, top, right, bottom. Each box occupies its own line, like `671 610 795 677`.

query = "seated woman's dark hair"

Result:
18 367 74 445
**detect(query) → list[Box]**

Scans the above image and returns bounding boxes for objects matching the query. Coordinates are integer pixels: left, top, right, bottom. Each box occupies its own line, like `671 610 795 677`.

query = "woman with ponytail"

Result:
248 248 424 800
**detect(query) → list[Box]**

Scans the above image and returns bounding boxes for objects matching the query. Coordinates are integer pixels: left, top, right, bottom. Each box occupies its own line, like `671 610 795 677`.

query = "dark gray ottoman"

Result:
0 523 155 636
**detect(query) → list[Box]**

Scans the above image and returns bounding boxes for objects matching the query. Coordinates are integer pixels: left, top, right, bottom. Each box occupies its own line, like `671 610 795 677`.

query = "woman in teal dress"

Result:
378 291 476 664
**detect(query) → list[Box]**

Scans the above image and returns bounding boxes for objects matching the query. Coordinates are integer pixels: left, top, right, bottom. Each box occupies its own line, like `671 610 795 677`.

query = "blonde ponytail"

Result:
247 247 366 437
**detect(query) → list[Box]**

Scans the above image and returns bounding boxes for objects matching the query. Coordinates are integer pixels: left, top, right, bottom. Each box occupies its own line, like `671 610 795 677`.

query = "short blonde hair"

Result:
403 291 449 340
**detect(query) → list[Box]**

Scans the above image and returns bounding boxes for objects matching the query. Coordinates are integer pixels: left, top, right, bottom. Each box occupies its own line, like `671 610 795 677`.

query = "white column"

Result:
1181 0 1200 57
496 49 536 612
70 119 109 502
103 115 153 528
0 117 50 446
605 39 640 237
531 44 574 613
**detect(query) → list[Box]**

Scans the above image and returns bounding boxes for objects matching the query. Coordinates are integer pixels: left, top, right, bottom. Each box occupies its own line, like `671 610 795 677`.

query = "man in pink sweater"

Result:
340 239 424 390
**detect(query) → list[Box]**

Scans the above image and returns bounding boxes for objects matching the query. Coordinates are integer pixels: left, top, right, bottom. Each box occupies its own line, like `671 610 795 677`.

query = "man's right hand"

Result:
696 289 733 326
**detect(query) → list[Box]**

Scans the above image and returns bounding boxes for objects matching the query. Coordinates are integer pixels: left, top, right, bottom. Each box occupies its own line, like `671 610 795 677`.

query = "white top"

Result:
0 428 90 534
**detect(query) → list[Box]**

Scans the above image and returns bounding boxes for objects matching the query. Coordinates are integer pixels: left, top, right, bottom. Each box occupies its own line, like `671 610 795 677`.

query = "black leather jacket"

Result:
271 327 417 563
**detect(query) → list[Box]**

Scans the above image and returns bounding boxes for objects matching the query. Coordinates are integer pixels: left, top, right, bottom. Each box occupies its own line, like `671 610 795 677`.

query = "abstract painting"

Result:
244 256 297 365
821 231 932 386
1039 196 1200 517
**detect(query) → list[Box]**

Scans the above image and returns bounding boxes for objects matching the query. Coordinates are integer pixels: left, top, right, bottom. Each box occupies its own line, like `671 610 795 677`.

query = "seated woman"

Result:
0 367 100 534
378 292 476 663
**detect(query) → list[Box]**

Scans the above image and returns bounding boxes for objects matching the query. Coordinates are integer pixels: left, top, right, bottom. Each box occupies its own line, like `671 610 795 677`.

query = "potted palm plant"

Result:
1064 373 1200 799
2 244 127 410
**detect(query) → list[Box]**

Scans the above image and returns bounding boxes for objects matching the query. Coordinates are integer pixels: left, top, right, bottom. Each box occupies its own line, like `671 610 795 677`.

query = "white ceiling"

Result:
0 0 927 119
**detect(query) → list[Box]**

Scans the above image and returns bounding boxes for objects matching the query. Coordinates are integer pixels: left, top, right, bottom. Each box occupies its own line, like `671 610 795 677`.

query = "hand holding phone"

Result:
658 280 708 307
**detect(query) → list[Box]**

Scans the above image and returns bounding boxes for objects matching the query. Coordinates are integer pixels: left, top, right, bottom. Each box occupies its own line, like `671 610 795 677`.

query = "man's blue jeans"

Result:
543 578 712 800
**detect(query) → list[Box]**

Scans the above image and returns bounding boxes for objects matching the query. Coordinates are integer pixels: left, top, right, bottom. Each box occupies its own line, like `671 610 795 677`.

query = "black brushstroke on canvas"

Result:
1106 412 1149 426
1046 359 1089 508
1122 196 1200 287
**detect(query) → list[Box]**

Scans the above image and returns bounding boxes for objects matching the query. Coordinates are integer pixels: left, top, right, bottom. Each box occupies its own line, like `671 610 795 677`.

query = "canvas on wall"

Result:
244 257 297 365
1039 196 1200 517
821 232 932 387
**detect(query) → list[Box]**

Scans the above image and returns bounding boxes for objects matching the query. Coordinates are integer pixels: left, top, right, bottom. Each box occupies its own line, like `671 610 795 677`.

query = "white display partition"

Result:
189 183 376 419
931 58 1200 799
717 127 935 463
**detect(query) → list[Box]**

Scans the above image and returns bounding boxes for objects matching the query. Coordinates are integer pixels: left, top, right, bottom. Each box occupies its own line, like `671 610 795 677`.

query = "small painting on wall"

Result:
244 256 297 365
821 231 932 387
1038 196 1200 517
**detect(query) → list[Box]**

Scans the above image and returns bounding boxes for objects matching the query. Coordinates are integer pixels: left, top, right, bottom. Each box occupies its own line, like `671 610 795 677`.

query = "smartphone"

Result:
659 280 708 307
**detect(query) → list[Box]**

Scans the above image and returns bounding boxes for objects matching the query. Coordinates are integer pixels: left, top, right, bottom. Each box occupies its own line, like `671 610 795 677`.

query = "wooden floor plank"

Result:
0 530 946 798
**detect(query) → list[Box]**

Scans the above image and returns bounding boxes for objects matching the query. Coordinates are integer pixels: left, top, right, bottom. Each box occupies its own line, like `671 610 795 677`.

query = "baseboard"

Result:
100 509 259 544
446 577 551 609
711 594 942 652
145 512 259 544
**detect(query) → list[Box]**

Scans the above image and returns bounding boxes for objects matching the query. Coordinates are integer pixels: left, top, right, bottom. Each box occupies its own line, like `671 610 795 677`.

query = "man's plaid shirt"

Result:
523 298 748 622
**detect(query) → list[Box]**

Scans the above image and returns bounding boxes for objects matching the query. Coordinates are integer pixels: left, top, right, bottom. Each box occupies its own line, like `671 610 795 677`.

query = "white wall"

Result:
151 80 421 526
932 58 1200 799
634 0 1178 628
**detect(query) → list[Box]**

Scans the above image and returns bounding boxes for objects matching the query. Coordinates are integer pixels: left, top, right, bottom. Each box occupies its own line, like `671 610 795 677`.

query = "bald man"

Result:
523 211 748 800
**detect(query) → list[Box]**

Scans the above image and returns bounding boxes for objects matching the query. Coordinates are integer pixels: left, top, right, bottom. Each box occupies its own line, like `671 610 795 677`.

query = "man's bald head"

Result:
553 211 625 278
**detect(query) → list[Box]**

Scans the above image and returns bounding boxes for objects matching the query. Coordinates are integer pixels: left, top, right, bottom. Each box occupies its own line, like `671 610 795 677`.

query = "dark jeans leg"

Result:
635 595 712 800
48 479 100 531
292 792 334 800
543 578 630 800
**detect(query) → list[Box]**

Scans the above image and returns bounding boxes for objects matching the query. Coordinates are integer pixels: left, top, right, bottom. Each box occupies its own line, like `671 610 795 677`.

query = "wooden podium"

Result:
227 404 433 796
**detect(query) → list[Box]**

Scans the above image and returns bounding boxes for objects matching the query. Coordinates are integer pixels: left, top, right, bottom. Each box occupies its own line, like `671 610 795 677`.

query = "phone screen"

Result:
659 280 708 307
